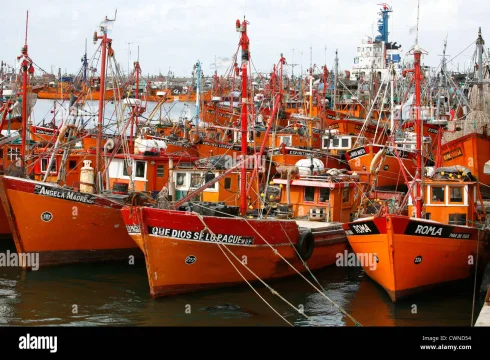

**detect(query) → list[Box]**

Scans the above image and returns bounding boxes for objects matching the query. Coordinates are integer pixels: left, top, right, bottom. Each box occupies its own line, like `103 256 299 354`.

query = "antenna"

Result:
407 0 427 56
310 45 312 73
415 0 420 46
25 11 28 46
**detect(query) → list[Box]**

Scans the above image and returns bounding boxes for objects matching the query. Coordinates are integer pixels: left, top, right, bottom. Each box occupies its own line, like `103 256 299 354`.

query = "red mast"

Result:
413 45 423 218
93 15 113 190
237 17 249 215
401 1 426 218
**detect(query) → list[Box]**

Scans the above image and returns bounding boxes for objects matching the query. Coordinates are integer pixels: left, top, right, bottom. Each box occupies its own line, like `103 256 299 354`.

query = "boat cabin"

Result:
170 164 261 208
108 153 197 195
271 166 364 223
408 167 487 227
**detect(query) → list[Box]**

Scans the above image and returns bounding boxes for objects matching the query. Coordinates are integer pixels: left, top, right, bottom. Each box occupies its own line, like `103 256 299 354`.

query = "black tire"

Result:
295 231 315 261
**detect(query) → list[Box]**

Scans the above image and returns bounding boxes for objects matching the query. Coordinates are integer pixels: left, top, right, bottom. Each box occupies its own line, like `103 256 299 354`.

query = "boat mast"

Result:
83 38 88 83
19 11 32 167
333 49 338 110
390 62 395 132
412 0 425 218
237 17 249 216
132 50 140 150
93 14 114 192
476 27 485 110
435 38 447 120
195 60 201 128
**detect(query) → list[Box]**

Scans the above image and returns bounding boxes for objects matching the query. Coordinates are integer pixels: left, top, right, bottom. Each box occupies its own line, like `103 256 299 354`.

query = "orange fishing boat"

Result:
342 31 490 302
120 18 353 298
36 80 116 100
343 174 490 302
0 15 142 267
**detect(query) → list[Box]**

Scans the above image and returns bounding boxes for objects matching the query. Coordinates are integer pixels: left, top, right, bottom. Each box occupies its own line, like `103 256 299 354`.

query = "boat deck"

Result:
295 220 343 231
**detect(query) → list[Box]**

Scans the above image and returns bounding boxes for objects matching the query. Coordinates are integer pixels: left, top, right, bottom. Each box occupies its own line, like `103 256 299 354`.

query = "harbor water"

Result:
0 239 487 326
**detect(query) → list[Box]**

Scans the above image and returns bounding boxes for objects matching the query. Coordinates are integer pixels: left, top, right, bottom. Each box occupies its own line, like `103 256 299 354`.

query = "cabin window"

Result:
449 214 466 226
135 161 146 178
424 213 431 220
176 173 186 186
224 177 232 190
41 158 57 173
69 160 77 170
279 136 291 147
431 186 445 203
342 138 349 148
304 187 315 202
157 165 165 177
319 188 330 203
342 188 350 203
205 172 215 183
449 187 463 203
332 138 340 147
191 174 201 187
7 147 20 162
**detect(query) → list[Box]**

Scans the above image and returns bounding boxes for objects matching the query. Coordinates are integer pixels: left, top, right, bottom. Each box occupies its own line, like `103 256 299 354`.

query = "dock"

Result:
475 285 490 326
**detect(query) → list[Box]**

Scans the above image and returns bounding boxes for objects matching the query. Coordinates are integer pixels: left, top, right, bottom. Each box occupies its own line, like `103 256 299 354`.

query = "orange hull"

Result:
196 141 243 158
270 152 347 170
343 215 490 302
121 207 347 297
326 119 386 143
37 89 116 100
144 91 210 103
441 133 490 195
0 176 140 268
346 145 416 189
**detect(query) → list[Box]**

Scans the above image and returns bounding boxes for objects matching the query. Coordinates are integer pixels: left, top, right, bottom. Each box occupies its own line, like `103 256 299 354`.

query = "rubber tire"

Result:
295 231 315 261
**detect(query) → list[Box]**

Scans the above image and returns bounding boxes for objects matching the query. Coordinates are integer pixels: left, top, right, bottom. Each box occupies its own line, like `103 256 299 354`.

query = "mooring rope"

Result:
194 213 317 326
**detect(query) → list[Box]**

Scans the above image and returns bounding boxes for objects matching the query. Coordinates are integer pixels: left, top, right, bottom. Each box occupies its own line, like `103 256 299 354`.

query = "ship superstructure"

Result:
351 4 403 82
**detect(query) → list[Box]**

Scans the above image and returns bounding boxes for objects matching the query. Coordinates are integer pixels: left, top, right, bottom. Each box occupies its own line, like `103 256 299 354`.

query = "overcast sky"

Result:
0 0 487 79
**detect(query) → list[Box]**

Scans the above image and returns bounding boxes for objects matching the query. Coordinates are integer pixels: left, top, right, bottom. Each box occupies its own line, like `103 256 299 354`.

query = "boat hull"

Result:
441 133 490 196
346 145 416 189
122 206 347 297
0 175 140 268
342 215 490 302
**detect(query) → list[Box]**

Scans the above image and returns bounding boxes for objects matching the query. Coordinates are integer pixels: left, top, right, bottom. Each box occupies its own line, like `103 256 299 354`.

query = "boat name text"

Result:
442 147 463 162
34 185 96 204
404 221 472 239
348 147 366 159
148 226 254 245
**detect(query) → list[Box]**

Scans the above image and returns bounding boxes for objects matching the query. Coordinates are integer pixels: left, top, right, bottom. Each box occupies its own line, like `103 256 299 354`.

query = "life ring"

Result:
295 230 314 261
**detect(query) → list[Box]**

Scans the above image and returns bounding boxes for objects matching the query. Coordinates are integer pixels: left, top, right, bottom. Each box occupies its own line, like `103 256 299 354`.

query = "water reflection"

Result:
0 240 486 326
